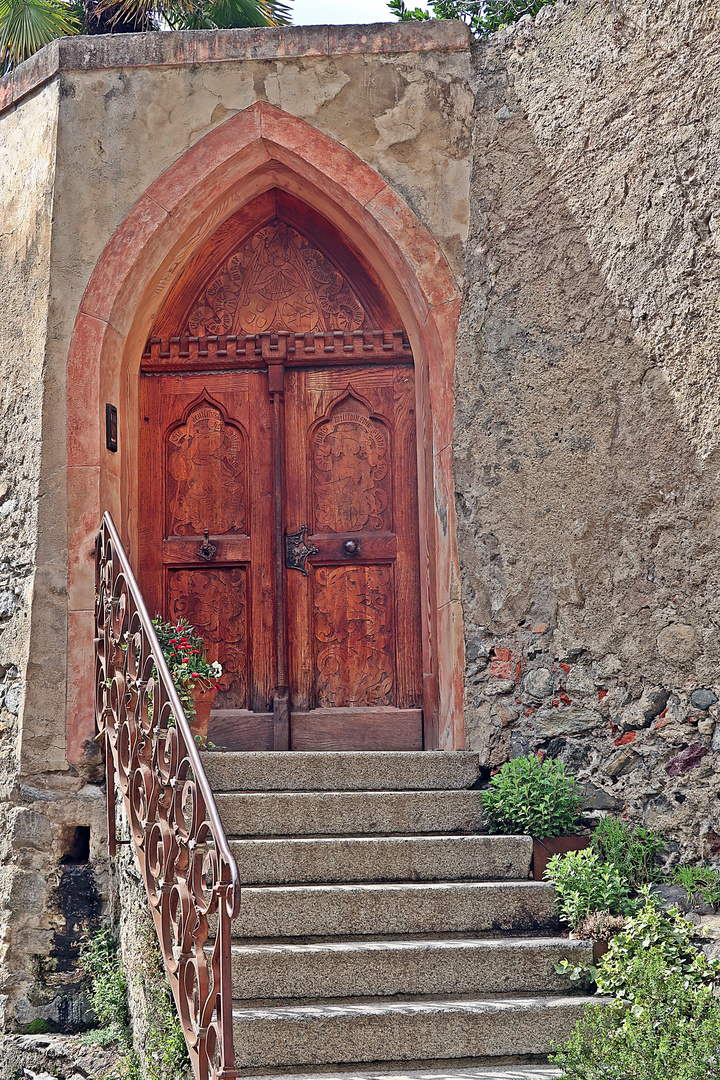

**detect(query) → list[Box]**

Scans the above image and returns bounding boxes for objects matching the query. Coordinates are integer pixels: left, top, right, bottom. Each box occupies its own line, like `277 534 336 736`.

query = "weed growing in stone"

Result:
590 816 663 891
674 863 720 907
79 926 131 1048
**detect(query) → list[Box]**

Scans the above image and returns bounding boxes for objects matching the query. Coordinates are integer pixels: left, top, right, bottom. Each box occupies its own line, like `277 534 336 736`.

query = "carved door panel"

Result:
284 365 424 750
139 372 275 741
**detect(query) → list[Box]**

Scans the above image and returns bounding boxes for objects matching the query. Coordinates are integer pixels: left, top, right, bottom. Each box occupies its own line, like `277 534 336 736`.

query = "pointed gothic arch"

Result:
66 100 464 757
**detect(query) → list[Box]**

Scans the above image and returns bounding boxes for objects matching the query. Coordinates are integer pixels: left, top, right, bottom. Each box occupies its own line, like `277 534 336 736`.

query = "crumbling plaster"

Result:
458 0 720 859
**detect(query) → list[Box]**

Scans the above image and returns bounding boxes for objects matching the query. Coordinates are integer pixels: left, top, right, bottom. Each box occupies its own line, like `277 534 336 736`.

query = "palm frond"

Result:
0 0 78 70
95 0 291 29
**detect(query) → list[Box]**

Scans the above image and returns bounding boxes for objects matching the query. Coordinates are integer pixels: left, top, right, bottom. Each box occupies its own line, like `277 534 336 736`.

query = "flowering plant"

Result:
151 616 222 723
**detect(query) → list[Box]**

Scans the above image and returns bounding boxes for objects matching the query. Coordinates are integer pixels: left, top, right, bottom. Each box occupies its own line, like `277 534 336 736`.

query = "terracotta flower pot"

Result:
593 939 609 964
532 835 590 881
188 680 217 741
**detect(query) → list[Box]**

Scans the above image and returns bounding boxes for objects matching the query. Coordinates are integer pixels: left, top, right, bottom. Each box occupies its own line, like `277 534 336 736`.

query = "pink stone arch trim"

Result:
66 101 464 762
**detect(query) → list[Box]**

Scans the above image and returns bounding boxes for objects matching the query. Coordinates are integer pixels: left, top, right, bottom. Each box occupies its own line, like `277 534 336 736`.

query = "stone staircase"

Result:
201 751 593 1078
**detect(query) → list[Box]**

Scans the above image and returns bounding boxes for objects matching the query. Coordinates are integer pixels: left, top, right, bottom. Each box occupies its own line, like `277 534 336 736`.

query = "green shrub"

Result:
552 956 720 1080
590 816 663 890
79 926 130 1046
595 889 720 1004
481 755 583 838
545 848 631 929
674 863 720 907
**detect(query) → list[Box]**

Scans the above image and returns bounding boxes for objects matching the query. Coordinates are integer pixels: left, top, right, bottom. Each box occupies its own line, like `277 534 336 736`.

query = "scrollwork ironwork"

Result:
95 512 240 1080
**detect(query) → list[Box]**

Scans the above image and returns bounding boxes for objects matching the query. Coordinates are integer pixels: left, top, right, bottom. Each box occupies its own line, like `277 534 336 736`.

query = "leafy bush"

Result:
552 957 720 1080
674 864 720 908
545 848 631 929
590 816 663 891
481 755 583 838
595 889 720 1004
388 0 556 39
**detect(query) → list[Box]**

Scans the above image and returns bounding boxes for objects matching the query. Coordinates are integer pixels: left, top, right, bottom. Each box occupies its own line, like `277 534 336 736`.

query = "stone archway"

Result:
66 100 464 760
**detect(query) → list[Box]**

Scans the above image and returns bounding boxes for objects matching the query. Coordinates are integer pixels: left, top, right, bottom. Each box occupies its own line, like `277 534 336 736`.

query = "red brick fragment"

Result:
559 662 570 674
532 623 546 634
598 689 607 702
490 660 512 678
658 708 667 720
537 749 546 762
552 699 559 707
515 661 522 681
493 647 512 661
560 693 571 706
615 730 637 746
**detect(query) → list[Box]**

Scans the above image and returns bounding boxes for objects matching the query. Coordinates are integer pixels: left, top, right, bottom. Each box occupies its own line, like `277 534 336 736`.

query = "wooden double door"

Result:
139 361 424 750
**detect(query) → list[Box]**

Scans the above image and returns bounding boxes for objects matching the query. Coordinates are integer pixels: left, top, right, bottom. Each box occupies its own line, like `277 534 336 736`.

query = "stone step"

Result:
230 994 593 1068
203 751 481 792
217 790 483 838
243 1070 560 1080
231 936 592 1000
232 882 559 938
228 834 532 885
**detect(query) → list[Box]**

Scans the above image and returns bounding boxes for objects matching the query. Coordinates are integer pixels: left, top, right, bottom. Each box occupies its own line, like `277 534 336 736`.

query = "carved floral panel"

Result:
166 401 247 537
312 395 391 533
167 567 248 708
187 220 368 337
314 565 394 708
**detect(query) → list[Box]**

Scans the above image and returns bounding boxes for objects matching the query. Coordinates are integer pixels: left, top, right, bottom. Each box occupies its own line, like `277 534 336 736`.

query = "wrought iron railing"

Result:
95 512 239 1080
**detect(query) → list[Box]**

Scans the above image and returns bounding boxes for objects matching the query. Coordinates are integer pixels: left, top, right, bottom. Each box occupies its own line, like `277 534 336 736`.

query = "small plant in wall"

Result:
481 755 587 878
152 616 222 739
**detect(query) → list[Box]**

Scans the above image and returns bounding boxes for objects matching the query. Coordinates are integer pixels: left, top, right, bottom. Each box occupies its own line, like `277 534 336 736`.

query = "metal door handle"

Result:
285 526 318 576
342 539 359 556
197 528 217 561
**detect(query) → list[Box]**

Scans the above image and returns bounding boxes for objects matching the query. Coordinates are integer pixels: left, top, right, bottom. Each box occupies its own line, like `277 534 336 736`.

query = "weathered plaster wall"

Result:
458 0 720 859
0 23 473 1028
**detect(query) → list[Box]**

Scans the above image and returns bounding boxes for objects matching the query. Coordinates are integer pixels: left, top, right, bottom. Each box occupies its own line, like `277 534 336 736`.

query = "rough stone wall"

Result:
458 0 720 860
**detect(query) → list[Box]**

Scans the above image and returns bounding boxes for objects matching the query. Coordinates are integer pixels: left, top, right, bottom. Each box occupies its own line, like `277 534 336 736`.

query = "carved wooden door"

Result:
138 373 277 744
284 366 424 750
139 193 425 751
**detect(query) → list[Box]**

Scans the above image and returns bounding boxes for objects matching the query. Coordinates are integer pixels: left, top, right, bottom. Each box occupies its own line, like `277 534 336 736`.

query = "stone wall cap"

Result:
0 21 471 116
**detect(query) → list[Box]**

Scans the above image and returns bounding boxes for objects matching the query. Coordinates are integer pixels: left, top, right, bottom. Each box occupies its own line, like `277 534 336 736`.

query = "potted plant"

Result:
481 755 587 879
152 617 222 741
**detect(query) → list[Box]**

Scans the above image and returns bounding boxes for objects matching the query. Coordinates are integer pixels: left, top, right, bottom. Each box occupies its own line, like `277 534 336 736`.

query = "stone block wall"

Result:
458 0 720 860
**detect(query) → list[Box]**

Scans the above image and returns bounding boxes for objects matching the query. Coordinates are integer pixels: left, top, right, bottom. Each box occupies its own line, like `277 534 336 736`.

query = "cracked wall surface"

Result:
458 0 720 860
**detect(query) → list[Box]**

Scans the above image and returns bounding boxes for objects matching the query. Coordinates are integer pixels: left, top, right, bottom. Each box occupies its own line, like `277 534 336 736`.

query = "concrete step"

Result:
228 834 532 885
203 751 481 792
232 882 559 938
230 994 594 1068
243 1070 561 1080
217 791 483 838
231 936 592 1000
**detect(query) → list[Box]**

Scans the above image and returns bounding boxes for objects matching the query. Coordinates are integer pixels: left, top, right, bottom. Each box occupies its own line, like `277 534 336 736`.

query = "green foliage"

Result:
590 816 664 891
79 926 131 1047
595 888 720 1003
674 863 720 908
0 0 78 72
0 0 289 71
135 923 190 1080
552 899 720 1079
388 0 555 39
25 1018 52 1034
545 848 631 929
481 755 583 838
552 958 720 1080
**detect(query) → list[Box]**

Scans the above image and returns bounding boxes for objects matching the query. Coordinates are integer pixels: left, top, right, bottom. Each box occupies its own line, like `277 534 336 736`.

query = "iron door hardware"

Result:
342 539 360 556
197 528 217 561
285 526 318 576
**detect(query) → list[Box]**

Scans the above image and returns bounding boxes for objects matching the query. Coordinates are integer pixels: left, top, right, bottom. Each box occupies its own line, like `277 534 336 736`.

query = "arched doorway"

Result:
137 190 424 750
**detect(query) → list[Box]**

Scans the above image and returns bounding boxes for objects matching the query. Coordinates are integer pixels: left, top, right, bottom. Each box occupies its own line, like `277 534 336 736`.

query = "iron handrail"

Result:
95 511 239 1080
